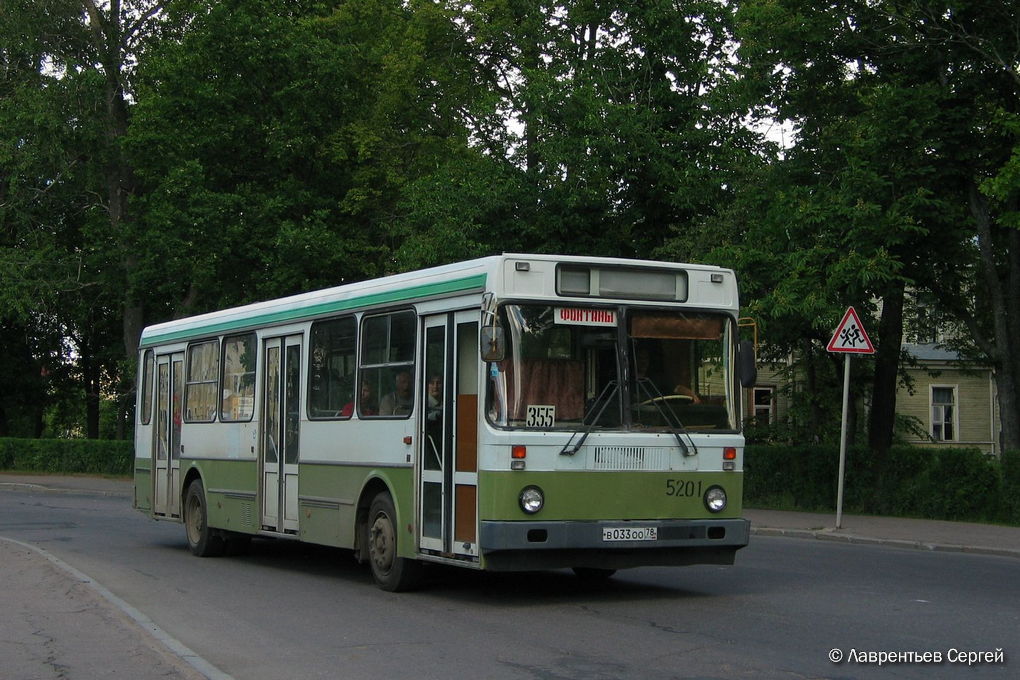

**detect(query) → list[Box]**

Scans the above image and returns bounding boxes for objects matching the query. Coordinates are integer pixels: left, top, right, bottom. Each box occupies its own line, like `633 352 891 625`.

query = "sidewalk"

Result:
0 473 220 680
0 537 208 680
746 507 1020 559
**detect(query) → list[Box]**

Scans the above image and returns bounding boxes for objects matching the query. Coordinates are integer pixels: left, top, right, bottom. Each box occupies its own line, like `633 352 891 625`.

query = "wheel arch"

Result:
354 472 406 562
181 464 204 513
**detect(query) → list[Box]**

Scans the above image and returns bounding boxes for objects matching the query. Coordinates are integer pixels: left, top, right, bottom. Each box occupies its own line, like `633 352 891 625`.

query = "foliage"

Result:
722 0 1020 452
1 0 1016 454
439 1 758 262
746 444 1012 524
707 0 992 453
0 0 158 438
0 437 133 476
744 444 839 510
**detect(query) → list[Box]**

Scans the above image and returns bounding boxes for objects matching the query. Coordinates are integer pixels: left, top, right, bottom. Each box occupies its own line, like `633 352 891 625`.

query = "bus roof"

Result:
138 254 736 349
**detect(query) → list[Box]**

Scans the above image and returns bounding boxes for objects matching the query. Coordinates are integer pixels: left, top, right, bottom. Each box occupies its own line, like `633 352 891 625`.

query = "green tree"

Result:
881 1 1020 454
0 0 136 438
425 1 757 262
721 0 1011 455
129 0 483 310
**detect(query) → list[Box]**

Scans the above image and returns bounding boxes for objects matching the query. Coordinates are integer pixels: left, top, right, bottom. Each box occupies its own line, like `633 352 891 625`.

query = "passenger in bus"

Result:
424 374 444 469
340 381 376 417
425 374 442 423
380 370 413 415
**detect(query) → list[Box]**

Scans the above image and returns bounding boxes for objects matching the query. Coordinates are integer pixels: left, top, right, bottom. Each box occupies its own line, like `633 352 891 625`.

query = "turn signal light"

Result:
511 445 527 471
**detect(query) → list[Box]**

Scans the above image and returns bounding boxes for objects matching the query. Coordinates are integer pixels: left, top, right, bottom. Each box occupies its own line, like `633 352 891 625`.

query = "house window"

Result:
931 386 956 441
753 386 776 423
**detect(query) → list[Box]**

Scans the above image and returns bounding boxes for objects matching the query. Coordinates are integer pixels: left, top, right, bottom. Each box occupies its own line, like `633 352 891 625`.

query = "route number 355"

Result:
526 405 556 428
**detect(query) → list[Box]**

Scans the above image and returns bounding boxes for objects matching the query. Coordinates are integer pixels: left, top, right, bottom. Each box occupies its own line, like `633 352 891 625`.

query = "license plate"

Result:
602 526 658 542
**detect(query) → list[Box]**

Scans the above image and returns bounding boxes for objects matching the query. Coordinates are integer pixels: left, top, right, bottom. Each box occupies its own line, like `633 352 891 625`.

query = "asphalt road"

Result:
1 486 1016 680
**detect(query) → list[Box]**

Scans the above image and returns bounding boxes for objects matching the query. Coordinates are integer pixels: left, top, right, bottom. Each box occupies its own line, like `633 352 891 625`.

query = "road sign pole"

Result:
835 354 851 529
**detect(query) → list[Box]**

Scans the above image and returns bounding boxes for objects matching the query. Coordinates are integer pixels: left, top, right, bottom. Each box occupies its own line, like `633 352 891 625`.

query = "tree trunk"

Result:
84 1 146 404
803 340 823 442
869 282 905 455
77 337 102 439
971 187 1020 453
1000 226 1020 453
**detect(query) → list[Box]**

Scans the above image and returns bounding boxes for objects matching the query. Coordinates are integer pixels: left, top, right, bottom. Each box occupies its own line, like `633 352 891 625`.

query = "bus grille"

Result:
589 446 672 471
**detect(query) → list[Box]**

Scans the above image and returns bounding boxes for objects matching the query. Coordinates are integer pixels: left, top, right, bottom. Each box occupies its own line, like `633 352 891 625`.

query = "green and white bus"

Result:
133 254 757 590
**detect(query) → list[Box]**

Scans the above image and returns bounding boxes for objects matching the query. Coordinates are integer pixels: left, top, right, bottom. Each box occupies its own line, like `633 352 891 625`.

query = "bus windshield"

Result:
487 305 737 432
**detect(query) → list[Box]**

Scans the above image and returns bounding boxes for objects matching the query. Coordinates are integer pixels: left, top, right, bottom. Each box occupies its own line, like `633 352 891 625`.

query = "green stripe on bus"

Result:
140 274 487 347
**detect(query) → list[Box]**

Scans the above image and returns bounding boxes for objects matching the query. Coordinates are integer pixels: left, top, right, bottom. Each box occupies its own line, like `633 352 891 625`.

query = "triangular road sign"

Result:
827 306 875 354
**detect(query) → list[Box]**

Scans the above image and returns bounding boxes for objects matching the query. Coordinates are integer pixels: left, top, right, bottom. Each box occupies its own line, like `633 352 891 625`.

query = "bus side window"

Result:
221 333 256 422
361 311 416 418
309 317 357 418
184 340 219 422
140 350 153 425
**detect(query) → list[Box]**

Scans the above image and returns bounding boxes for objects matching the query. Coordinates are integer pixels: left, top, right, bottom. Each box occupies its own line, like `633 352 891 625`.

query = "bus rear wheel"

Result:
184 479 224 557
366 492 422 592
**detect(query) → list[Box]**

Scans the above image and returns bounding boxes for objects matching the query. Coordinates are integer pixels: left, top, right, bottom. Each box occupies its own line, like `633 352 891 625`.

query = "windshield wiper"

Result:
634 378 698 457
560 381 618 456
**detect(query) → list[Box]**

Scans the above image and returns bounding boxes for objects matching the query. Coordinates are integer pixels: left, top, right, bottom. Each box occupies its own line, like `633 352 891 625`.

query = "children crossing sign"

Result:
827 305 875 529
827 306 875 354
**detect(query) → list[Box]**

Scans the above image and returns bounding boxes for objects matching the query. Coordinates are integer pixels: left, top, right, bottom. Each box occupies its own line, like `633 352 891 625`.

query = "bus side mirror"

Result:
738 340 757 388
481 326 505 362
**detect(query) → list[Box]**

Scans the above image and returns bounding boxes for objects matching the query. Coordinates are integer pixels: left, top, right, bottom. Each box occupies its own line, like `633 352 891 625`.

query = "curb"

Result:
751 526 1020 560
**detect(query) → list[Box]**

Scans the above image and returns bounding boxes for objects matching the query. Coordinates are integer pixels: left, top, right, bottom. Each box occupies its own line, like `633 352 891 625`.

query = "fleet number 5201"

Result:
665 479 703 497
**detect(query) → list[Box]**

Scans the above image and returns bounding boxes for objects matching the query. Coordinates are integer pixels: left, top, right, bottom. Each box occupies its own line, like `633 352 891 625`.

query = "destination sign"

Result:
554 308 618 327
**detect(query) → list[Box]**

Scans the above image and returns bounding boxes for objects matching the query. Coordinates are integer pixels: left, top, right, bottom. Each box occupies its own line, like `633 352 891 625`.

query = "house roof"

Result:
903 343 962 362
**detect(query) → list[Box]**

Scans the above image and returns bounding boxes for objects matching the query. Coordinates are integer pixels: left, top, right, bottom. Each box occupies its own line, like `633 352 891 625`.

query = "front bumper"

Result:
479 518 750 571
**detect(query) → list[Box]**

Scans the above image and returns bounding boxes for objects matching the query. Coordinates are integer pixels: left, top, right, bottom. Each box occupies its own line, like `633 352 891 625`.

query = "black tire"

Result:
572 567 617 581
366 492 423 592
184 479 224 557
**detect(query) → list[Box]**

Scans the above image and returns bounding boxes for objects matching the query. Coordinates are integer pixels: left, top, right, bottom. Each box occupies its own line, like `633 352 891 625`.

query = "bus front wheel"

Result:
366 492 422 592
184 479 224 557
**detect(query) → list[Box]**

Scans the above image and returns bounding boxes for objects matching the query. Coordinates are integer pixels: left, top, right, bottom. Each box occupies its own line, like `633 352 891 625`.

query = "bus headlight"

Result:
703 486 727 513
519 486 544 514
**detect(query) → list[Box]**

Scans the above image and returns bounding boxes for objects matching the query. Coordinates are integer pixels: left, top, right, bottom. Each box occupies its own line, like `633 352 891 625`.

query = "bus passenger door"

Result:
261 335 302 533
153 352 183 517
420 312 479 558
